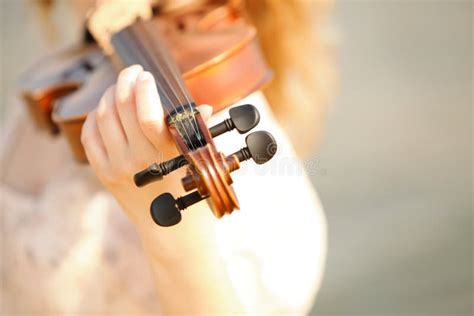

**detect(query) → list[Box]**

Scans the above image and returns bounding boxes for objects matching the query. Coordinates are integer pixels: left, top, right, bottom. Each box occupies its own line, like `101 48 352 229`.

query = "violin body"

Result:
19 45 105 134
20 4 270 162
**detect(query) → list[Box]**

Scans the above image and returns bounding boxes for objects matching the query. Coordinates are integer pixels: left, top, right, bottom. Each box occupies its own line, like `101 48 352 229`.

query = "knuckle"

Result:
139 118 159 133
131 157 150 172
124 165 139 179
96 106 107 122
80 117 92 145
98 163 123 183
115 89 129 107
96 98 113 122
99 170 120 185
104 153 136 182
95 158 146 187
106 165 132 184
80 130 89 146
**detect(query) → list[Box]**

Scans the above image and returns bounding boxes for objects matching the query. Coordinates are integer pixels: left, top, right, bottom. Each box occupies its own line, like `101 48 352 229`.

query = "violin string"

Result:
146 41 204 148
136 21 203 142
119 28 176 116
114 30 170 115
154 41 200 126
141 27 204 147
129 25 197 150
119 31 195 151
155 43 204 146
132 25 185 113
153 52 204 147
137 24 203 149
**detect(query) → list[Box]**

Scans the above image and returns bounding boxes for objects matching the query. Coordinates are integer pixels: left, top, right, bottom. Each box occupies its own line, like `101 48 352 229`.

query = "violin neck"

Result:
111 19 195 116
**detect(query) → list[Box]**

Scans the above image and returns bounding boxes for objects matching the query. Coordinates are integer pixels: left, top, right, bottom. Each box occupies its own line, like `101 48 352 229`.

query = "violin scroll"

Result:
137 104 277 227
133 104 261 187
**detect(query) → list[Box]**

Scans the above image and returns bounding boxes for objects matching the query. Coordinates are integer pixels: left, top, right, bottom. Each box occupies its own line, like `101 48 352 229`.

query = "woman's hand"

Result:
80 65 245 314
81 65 212 224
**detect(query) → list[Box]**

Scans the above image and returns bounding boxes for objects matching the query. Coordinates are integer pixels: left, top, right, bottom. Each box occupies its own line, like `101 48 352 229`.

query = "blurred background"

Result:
1 0 472 315
310 1 472 315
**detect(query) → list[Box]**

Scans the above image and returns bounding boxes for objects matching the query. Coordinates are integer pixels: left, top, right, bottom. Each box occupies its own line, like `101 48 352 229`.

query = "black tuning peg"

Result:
134 155 188 187
210 104 260 138
150 191 205 227
134 104 261 187
232 131 277 164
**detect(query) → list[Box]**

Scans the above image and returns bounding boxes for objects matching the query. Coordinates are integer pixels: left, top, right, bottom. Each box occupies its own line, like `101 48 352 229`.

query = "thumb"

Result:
198 104 213 122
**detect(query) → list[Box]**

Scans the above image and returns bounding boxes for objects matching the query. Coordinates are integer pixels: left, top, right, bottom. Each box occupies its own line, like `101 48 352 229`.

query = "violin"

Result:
19 1 277 227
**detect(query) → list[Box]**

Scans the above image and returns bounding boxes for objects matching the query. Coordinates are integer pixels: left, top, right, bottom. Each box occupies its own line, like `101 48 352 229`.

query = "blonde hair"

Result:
244 0 336 155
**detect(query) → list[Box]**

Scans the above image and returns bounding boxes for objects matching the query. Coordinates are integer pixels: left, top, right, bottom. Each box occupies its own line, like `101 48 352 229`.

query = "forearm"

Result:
136 203 244 314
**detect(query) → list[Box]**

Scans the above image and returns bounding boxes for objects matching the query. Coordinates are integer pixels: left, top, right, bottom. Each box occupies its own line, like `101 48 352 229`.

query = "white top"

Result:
1 91 326 315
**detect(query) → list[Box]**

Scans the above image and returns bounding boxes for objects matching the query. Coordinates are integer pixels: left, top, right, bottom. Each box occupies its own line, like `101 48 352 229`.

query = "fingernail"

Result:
131 64 143 71
198 104 213 119
138 71 153 82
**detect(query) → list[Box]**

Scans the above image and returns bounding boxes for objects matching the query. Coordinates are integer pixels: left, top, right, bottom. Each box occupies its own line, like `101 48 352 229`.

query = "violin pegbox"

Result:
134 104 277 227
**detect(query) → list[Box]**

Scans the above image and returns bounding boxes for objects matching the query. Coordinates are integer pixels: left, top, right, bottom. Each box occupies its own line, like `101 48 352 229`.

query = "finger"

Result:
115 64 145 143
96 85 128 158
135 71 166 149
81 111 108 168
198 104 213 122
